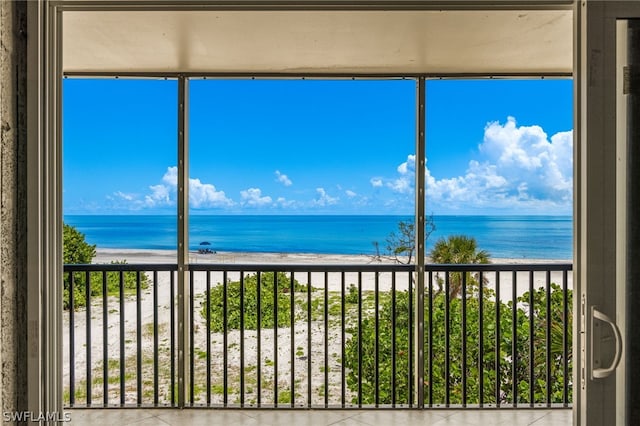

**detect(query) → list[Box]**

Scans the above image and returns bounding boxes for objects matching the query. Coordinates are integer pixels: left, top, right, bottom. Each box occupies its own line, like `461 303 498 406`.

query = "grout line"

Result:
124 415 172 426
328 414 371 426
527 411 553 426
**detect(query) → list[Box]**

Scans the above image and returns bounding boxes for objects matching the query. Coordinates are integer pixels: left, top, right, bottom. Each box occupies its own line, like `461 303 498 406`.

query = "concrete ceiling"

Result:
62 9 573 75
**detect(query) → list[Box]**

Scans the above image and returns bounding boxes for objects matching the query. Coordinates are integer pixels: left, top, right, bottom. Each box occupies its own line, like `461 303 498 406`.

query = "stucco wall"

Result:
0 0 29 419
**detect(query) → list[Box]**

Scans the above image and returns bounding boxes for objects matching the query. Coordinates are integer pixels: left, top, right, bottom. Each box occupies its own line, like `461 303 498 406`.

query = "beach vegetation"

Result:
63 224 149 310
346 284 359 304
63 379 87 404
429 234 490 265
142 322 167 338
307 288 387 326
64 260 149 310
63 223 97 264
211 384 226 395
429 235 491 298
386 220 416 263
344 235 571 405
310 292 347 322
373 216 436 264
344 283 572 406
201 272 308 332
278 390 292 404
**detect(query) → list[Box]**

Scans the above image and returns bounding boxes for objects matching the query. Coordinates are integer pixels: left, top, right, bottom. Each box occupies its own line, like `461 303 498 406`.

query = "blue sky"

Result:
63 78 573 216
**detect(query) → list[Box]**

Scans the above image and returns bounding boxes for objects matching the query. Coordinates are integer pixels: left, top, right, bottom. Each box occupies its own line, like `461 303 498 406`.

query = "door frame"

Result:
576 2 640 425
27 0 590 420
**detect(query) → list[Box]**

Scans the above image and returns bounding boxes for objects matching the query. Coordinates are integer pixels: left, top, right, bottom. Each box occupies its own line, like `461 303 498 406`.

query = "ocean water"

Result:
63 215 573 260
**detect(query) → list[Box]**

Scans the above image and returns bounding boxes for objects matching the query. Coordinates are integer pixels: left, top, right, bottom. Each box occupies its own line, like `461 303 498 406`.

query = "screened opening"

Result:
425 79 574 260
61 76 574 408
423 78 574 406
63 78 178 261
62 78 179 406
188 78 415 262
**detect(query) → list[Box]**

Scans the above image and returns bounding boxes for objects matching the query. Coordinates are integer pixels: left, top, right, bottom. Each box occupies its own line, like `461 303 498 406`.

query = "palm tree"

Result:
429 235 490 298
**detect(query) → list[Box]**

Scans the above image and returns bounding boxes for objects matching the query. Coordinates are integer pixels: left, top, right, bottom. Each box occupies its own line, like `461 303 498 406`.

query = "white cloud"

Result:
113 191 135 201
189 177 234 208
140 168 178 207
397 155 415 175
345 190 357 198
386 154 416 194
144 184 171 207
313 187 339 206
275 170 293 186
370 178 383 187
116 166 233 210
240 188 273 207
161 166 178 186
106 190 148 211
276 197 298 208
425 117 573 213
368 117 573 214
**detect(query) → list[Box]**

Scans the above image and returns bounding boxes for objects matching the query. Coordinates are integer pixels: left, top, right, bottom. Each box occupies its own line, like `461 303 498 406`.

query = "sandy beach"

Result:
95 248 572 299
95 248 572 266
64 249 573 406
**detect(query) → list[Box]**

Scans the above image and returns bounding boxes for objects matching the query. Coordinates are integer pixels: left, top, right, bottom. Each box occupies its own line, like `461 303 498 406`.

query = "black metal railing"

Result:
63 262 572 409
63 263 178 407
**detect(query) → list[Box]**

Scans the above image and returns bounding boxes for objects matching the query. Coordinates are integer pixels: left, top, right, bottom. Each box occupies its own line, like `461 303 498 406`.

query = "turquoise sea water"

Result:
63 215 572 260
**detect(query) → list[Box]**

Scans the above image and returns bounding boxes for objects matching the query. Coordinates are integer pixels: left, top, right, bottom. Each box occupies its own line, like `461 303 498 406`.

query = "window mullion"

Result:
177 76 190 408
415 76 426 408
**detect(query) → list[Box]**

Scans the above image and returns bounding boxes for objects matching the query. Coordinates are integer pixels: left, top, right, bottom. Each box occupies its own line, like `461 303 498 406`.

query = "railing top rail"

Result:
64 262 572 272
424 263 573 272
63 263 179 272
188 263 416 272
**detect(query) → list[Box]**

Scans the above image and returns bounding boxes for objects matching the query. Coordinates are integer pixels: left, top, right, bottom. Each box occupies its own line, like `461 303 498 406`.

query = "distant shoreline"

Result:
65 214 573 259
94 247 572 265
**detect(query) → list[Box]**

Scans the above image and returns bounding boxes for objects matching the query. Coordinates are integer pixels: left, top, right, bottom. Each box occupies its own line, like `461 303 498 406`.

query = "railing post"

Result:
415 77 426 408
177 76 190 408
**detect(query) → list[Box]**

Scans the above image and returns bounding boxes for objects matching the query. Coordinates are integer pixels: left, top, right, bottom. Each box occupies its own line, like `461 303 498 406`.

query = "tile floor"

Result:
67 408 572 425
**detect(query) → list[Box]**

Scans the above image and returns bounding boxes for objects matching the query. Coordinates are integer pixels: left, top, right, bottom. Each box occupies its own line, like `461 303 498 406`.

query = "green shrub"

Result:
344 284 572 405
63 223 149 310
201 272 307 332
65 260 150 310
513 283 573 404
345 284 359 305
63 223 96 264
345 288 413 405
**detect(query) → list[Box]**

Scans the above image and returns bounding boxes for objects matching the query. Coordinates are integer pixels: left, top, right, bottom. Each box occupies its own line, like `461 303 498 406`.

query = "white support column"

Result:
26 0 64 421
26 0 44 417
415 77 426 408
177 76 190 408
